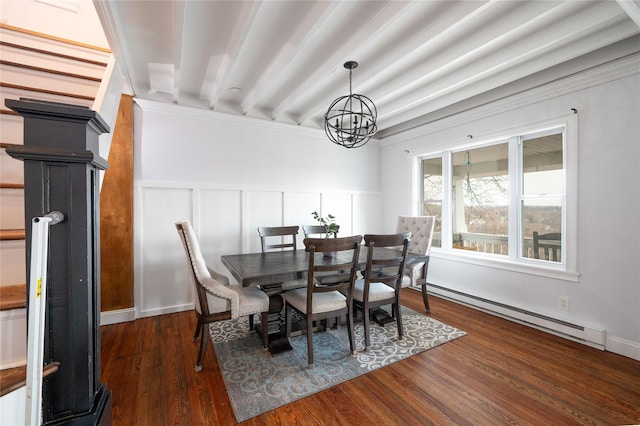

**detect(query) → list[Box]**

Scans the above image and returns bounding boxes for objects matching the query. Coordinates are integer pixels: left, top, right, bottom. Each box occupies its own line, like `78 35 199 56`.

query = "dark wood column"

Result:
6 98 112 425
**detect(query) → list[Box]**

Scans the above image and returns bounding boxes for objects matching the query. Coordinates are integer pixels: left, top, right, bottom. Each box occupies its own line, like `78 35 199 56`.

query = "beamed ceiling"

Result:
94 0 640 140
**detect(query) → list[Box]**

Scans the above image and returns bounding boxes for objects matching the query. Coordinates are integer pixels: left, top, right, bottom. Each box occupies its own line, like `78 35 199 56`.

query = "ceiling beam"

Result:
617 0 640 29
199 1 262 109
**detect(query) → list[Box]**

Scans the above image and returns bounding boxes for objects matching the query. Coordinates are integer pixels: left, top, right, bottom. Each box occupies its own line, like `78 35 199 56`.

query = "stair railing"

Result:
25 211 64 425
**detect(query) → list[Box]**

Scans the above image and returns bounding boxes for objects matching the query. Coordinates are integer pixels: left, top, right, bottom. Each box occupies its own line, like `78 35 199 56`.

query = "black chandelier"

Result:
324 61 377 148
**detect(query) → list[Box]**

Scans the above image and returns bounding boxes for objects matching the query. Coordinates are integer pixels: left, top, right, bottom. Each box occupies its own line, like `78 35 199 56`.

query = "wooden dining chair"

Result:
353 233 410 351
533 231 561 261
176 220 270 370
284 235 362 368
302 224 339 238
257 226 299 252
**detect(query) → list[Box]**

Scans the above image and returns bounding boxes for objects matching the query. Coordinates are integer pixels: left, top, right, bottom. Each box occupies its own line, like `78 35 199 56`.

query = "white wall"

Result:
380 55 640 360
132 101 382 319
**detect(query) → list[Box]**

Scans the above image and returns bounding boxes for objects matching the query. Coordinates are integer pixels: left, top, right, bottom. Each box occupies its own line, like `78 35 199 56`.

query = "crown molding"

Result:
381 52 640 147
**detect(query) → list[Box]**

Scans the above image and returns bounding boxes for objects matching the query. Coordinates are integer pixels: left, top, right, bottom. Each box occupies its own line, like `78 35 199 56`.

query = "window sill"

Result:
430 248 580 282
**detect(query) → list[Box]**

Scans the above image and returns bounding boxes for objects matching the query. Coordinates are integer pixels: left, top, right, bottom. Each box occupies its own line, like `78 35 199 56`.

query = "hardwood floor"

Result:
100 289 640 425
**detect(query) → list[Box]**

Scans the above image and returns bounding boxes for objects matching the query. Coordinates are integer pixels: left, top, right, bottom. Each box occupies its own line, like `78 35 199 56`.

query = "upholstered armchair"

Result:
176 220 269 371
396 216 435 288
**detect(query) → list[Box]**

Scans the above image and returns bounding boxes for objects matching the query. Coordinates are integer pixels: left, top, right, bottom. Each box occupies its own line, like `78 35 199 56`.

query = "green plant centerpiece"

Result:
311 211 339 258
311 211 338 237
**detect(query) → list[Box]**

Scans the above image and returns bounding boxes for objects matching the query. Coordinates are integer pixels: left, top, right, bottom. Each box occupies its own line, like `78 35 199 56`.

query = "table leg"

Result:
258 284 293 355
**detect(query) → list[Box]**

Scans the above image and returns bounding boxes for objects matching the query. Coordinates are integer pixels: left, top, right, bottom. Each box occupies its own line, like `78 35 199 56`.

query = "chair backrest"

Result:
176 220 212 315
257 226 299 252
302 224 339 238
302 235 362 310
396 216 435 255
533 232 561 261
176 220 234 316
362 233 411 291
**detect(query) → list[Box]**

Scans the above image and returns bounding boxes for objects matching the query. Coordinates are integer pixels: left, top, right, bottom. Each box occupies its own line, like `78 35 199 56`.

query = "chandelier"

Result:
324 61 377 148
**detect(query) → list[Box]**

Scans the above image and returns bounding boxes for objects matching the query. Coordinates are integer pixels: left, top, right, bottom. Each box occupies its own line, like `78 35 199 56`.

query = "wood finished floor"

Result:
100 289 640 425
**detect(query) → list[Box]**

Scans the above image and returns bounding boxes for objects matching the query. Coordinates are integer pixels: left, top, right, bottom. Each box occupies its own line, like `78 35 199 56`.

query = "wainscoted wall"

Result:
127 100 383 321
134 184 381 319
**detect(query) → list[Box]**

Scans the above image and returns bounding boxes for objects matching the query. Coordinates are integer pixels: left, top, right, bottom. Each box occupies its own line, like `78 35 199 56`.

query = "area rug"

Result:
209 306 466 423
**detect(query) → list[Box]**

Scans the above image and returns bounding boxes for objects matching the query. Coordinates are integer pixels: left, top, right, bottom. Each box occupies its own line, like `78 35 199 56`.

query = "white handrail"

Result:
25 211 64 425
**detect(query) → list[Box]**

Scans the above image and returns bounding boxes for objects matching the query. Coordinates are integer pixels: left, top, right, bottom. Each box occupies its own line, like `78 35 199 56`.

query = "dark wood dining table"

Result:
221 248 430 353
221 248 431 311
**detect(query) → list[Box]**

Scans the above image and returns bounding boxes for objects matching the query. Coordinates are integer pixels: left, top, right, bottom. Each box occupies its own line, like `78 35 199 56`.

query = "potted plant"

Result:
311 211 339 258
311 211 339 237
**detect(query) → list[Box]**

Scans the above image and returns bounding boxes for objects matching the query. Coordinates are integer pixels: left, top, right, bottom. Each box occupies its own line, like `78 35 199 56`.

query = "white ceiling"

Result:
94 0 640 139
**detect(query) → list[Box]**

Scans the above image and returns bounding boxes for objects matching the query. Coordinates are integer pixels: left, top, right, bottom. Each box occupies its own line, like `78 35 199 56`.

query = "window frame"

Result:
412 113 579 281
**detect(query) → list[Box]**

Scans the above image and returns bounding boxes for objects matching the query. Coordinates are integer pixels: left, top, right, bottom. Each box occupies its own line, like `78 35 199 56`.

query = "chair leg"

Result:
195 323 207 372
306 316 314 368
249 314 254 331
193 317 202 342
261 311 269 349
347 306 356 356
363 304 371 351
395 302 404 340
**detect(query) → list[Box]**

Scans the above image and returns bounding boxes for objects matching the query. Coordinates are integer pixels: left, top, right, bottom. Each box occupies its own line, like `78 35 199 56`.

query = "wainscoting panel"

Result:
286 192 322 246
353 193 383 236
320 192 354 237
135 183 381 317
246 191 285 253
138 186 194 317
198 188 243 276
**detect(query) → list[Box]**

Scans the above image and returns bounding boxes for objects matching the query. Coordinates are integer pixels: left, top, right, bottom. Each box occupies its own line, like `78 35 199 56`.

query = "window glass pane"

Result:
523 133 563 196
522 200 562 261
521 131 564 262
452 143 508 254
422 157 442 247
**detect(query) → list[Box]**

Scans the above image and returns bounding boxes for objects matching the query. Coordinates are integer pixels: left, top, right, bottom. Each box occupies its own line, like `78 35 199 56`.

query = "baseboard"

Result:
423 284 608 351
136 303 193 319
99 304 194 325
99 308 136 326
604 336 640 361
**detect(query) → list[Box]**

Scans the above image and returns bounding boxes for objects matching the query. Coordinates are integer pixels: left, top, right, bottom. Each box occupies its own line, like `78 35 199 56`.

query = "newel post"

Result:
6 98 112 425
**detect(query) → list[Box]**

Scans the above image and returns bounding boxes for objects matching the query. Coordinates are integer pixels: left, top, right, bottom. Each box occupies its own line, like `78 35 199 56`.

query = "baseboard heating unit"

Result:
425 284 606 350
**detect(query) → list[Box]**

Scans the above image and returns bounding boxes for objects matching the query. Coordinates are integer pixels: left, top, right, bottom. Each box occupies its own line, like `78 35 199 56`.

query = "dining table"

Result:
221 247 431 353
221 247 431 308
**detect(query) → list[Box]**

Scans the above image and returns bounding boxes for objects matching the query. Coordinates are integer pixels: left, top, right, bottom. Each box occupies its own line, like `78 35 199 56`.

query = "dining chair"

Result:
284 235 362 368
258 226 305 294
533 231 561 261
258 225 299 252
302 224 339 238
301 224 344 286
395 216 435 287
353 233 410 351
176 220 270 370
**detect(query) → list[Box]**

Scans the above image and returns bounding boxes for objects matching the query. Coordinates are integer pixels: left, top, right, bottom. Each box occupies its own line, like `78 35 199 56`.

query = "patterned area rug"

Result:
209 305 466 423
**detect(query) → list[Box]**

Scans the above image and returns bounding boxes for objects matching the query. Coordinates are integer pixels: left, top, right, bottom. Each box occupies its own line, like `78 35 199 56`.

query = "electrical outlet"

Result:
558 296 570 311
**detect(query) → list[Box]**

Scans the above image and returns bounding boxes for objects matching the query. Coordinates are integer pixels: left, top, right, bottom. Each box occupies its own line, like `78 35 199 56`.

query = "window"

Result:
451 143 509 254
421 157 442 247
418 114 577 278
